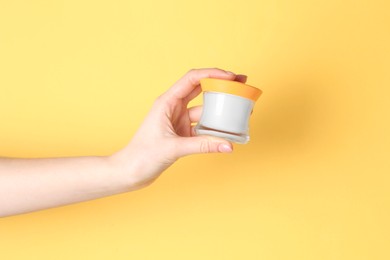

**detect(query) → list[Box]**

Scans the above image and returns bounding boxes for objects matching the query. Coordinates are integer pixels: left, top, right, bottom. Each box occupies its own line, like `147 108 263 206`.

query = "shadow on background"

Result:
244 64 334 161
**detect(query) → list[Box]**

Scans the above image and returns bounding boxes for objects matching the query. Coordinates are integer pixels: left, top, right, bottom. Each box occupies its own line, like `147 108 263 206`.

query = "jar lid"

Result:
200 78 262 102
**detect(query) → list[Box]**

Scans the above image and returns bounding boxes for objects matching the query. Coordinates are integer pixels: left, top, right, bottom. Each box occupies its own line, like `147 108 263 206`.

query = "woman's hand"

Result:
110 68 247 189
0 68 247 217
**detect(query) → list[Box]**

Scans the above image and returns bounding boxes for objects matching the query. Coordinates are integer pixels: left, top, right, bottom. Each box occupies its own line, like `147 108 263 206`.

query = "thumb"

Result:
174 136 233 158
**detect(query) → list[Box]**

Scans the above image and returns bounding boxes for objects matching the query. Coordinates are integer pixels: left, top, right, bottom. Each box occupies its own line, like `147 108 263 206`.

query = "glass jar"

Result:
195 78 262 144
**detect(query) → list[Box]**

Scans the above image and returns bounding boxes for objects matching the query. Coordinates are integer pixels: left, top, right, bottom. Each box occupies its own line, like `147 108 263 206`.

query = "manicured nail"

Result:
218 144 233 153
238 74 248 79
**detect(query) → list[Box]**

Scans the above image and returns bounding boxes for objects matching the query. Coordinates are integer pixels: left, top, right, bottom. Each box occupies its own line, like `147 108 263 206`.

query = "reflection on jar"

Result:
195 78 262 144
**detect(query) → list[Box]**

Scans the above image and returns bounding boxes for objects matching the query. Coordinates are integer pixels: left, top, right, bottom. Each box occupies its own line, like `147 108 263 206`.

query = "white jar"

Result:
195 78 262 144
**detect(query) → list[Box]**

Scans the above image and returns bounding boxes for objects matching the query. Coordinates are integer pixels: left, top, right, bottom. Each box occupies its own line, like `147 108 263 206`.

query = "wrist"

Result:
108 148 156 191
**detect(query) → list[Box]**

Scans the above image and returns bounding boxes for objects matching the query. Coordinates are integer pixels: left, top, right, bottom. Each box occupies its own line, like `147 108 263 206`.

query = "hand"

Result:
0 68 247 217
110 68 247 189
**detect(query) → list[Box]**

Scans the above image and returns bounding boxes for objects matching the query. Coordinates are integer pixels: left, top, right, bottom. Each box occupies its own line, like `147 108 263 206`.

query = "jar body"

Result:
195 91 254 144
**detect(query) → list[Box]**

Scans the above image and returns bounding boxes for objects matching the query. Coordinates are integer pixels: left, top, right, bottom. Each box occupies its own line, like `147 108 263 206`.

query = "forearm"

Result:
0 155 132 217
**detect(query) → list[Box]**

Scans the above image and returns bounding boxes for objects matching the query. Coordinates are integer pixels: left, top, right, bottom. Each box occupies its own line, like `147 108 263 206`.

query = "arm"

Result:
0 68 247 217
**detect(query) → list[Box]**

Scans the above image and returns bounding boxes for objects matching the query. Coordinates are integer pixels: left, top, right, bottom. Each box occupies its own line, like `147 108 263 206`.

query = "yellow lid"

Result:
200 78 262 102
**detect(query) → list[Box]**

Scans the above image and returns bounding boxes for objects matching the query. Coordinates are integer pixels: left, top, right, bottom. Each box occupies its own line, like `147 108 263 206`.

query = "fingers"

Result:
167 68 236 100
173 136 233 158
184 85 202 104
188 105 203 123
184 74 246 103
235 74 248 83
190 125 197 136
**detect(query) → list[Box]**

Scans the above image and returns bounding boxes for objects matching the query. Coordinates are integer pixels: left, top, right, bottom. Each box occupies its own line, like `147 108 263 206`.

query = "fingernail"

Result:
238 74 248 79
218 144 233 153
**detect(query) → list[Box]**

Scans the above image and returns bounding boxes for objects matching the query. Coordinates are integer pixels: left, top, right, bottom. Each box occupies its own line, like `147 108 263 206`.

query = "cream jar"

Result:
195 78 262 144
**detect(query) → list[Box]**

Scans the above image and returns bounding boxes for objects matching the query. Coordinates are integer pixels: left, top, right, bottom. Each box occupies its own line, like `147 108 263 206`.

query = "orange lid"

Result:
200 78 262 102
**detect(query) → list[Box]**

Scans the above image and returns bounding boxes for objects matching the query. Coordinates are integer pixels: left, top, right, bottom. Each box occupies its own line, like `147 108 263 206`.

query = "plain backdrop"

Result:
0 0 389 259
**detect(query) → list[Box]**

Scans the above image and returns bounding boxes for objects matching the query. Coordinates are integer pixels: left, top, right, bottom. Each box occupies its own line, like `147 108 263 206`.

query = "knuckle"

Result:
200 140 212 154
187 68 197 75
152 97 162 108
186 69 200 86
154 93 167 106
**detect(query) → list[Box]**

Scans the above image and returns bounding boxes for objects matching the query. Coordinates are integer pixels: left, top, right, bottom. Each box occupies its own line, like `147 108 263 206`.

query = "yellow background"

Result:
1 0 389 259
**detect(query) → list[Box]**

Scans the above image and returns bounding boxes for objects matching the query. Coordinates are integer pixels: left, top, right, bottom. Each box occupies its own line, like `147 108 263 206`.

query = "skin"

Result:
0 68 247 218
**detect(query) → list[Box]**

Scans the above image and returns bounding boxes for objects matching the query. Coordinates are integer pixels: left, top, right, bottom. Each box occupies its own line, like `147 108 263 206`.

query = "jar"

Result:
194 78 262 144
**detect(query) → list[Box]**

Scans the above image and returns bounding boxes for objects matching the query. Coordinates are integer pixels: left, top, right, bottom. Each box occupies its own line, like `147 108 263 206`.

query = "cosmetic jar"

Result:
194 78 262 144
